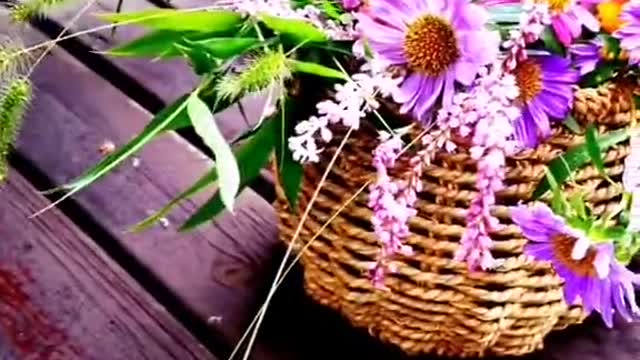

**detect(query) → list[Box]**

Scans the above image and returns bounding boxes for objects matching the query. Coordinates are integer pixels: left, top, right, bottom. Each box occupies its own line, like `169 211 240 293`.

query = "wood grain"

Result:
0 169 215 360
43 0 267 141
14 4 640 360
7 19 285 360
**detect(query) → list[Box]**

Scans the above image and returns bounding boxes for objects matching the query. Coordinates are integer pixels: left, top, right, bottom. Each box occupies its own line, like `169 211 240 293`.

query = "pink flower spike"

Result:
342 0 361 10
367 132 422 287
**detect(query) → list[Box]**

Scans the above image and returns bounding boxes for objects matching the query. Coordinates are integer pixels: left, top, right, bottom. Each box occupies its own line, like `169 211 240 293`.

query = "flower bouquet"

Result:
23 0 640 357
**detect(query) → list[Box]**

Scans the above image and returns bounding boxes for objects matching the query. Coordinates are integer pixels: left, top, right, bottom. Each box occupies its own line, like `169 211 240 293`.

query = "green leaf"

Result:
602 33 621 59
580 62 619 88
174 43 218 75
34 93 192 217
184 37 260 59
106 30 194 58
563 115 582 134
180 117 278 231
585 124 607 176
546 169 568 215
568 192 588 220
541 27 564 55
317 0 342 20
130 167 219 232
187 93 240 212
98 9 244 33
260 14 327 44
288 60 347 80
533 129 630 199
274 98 303 211
107 31 252 59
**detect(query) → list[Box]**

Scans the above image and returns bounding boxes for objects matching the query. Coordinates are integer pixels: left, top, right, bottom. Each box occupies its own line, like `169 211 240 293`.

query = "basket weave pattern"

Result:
274 83 637 357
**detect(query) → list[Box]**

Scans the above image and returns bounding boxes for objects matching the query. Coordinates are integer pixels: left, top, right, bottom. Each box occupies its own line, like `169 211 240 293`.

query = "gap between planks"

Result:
27 0 276 201
8 3 640 360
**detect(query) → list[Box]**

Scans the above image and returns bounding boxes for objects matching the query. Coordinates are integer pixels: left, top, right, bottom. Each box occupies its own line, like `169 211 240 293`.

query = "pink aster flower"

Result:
546 0 601 46
614 2 640 65
513 54 579 148
355 0 500 121
511 203 640 327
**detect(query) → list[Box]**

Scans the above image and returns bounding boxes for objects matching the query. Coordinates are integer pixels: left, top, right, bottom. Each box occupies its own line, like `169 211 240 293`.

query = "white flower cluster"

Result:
502 1 551 70
288 68 400 163
223 0 356 40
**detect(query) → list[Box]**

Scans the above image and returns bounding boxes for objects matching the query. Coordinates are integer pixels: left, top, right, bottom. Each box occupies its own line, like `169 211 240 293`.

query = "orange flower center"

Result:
514 59 543 104
537 0 574 14
551 233 598 277
598 0 629 34
404 15 459 76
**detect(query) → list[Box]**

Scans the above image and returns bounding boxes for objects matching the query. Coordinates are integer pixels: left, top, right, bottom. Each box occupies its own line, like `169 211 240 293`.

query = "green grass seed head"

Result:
217 50 290 100
0 78 32 182
11 0 78 22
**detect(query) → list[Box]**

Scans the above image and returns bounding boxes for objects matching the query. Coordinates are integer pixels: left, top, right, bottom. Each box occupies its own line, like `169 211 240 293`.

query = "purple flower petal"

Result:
413 75 443 120
357 0 497 121
573 5 600 32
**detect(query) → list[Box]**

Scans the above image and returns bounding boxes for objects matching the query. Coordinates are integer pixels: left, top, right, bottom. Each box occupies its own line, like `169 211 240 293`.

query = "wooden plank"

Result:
17 5 640 360
0 169 215 360
5 19 285 360
42 0 267 141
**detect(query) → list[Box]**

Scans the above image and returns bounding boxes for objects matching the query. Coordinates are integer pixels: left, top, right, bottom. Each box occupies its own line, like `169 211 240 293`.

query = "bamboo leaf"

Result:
533 129 629 199
97 9 243 33
184 37 259 59
180 117 277 231
274 98 303 211
585 124 606 176
38 80 237 216
106 30 193 58
129 167 218 232
259 14 327 44
288 60 347 80
187 93 240 212
33 93 192 217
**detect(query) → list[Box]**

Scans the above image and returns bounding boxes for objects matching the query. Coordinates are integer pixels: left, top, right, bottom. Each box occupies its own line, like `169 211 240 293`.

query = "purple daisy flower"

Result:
614 2 640 65
547 0 601 46
355 0 500 121
511 203 640 327
512 54 578 148
569 38 604 75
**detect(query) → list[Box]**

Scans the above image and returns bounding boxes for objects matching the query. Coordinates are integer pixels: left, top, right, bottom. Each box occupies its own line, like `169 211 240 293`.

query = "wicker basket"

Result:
274 82 637 358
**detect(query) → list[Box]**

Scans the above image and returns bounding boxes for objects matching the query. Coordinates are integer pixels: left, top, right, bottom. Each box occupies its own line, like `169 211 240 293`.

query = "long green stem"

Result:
26 0 98 78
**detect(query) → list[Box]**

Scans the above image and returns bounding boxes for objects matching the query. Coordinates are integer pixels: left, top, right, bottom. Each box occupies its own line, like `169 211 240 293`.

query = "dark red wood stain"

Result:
0 265 83 359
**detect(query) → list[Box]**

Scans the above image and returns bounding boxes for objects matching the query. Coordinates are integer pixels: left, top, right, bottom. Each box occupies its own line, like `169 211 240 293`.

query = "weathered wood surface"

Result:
0 169 215 360
13 3 640 360
7 20 286 360
45 0 267 141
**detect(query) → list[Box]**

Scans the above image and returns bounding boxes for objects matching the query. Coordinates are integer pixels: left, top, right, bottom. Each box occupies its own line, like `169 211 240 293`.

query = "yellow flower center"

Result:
551 233 598 278
403 15 459 76
537 0 574 14
598 0 629 34
514 60 543 104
